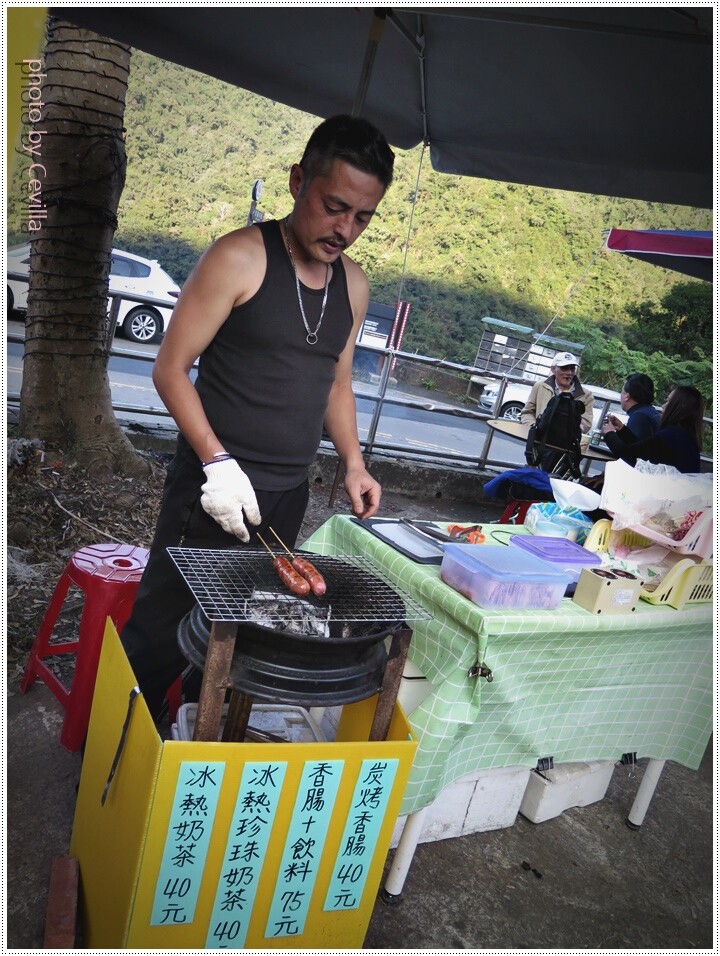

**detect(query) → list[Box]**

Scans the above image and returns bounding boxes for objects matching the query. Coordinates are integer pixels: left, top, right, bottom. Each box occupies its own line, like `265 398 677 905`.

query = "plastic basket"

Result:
629 509 713 560
585 520 714 611
640 558 713 611
583 519 652 555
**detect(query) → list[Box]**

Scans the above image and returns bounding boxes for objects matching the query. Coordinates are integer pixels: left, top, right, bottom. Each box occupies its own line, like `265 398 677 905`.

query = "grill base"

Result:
177 605 391 706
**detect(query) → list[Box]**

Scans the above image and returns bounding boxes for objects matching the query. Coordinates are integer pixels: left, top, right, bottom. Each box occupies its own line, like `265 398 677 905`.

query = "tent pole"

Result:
352 9 388 117
387 11 429 144
396 142 427 306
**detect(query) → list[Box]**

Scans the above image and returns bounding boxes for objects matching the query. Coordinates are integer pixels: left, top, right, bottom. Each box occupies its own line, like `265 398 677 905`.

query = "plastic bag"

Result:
525 502 593 544
600 459 712 536
549 476 602 512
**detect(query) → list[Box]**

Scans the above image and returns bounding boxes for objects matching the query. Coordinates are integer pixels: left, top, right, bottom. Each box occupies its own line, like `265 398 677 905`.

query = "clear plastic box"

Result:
440 544 570 610
509 534 602 594
171 702 326 743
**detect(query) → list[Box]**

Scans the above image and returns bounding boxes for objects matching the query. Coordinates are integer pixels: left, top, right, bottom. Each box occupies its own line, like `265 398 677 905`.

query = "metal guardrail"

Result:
7 319 713 473
7 324 522 471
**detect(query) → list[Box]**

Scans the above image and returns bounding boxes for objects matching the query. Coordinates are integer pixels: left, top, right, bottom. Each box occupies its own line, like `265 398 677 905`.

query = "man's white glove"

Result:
200 457 261 542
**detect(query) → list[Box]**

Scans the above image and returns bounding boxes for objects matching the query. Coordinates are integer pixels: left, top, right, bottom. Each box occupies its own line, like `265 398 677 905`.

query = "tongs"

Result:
447 523 486 544
399 519 485 544
399 519 455 544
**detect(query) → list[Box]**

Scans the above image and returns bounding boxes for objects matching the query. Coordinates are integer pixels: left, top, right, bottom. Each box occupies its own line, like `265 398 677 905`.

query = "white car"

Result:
479 379 625 435
7 243 180 344
478 380 535 422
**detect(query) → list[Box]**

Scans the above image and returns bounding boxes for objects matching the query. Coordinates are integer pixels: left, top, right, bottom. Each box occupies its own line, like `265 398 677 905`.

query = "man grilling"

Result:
121 115 395 719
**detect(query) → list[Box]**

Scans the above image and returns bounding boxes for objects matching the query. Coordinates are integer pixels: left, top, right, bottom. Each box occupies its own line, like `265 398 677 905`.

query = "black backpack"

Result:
525 392 584 476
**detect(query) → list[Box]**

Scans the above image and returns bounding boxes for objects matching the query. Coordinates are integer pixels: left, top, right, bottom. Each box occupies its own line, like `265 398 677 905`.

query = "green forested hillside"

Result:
8 49 712 372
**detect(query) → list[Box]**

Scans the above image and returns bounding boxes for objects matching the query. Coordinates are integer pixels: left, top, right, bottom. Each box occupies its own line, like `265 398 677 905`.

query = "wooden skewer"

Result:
257 531 311 596
255 533 276 558
269 526 294 557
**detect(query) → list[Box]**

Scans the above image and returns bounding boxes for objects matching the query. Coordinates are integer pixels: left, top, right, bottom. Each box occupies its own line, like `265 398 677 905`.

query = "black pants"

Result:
120 445 309 719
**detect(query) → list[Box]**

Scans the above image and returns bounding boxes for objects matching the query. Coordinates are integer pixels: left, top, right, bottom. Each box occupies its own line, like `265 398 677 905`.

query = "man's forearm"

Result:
153 367 225 463
324 384 365 470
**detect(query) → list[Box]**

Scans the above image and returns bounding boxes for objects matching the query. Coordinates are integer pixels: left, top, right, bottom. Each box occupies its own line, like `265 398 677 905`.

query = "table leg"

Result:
626 758 666 830
328 459 343 507
380 806 428 904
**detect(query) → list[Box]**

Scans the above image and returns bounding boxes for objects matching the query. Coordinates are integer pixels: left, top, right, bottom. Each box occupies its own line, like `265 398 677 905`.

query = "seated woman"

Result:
601 385 704 473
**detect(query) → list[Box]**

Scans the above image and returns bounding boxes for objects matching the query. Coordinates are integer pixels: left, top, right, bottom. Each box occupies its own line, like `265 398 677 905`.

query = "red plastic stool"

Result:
20 543 152 751
499 499 538 525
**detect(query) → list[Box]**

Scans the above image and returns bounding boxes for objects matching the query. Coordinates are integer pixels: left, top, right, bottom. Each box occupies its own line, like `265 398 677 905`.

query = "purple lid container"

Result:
509 535 601 594
509 535 601 567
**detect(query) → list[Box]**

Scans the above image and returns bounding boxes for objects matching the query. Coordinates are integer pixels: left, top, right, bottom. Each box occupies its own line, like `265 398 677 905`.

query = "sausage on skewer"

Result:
273 555 311 596
257 534 311 596
269 527 327 596
289 555 327 596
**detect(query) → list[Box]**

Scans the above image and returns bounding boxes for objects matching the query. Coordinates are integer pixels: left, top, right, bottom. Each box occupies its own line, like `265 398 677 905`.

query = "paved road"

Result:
8 321 530 468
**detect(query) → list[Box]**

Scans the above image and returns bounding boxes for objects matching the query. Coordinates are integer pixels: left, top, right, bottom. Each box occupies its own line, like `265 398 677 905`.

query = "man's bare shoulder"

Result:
340 252 368 282
203 224 265 266
340 252 369 299
339 254 370 324
194 225 267 305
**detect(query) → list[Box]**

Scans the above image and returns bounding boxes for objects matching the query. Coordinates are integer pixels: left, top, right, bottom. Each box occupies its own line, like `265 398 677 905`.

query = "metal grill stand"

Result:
193 621 241 742
167 548 427 743
194 625 413 744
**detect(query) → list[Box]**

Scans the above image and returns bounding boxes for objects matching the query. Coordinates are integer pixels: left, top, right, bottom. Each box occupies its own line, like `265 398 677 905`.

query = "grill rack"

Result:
167 547 431 625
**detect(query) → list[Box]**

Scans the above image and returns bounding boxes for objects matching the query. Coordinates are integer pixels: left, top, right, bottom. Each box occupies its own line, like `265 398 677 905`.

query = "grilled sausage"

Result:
274 556 311 596
291 556 327 596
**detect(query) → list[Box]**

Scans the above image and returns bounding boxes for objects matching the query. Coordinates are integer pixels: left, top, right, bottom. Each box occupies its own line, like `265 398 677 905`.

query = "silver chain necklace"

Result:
283 218 331 345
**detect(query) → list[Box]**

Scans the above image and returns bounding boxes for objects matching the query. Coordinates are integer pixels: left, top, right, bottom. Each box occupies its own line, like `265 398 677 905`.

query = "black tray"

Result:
351 517 445 564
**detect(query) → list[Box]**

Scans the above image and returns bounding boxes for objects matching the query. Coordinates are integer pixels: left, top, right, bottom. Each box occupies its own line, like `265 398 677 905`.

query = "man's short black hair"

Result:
300 114 395 191
623 373 655 406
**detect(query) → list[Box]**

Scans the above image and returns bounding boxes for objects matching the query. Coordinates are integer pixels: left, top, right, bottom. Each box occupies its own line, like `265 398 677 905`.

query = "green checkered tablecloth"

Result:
303 515 713 816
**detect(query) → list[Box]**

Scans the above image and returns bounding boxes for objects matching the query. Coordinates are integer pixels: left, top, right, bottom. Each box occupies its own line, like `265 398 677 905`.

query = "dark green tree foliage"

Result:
625 282 712 360
7 49 712 401
555 316 713 407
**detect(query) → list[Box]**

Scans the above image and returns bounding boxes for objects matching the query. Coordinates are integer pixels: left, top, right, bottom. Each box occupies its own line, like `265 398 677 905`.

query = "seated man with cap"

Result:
521 351 594 473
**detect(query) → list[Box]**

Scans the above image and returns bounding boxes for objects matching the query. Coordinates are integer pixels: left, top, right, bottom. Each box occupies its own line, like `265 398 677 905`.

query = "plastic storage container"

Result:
509 534 602 595
440 544 571 610
171 702 326 743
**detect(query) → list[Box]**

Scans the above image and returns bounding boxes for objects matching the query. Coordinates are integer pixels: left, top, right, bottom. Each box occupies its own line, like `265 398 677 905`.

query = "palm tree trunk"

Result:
18 17 147 478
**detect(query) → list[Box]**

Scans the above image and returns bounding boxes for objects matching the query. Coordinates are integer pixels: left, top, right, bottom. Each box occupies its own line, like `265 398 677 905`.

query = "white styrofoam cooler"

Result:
397 659 435 714
390 765 531 847
519 760 615 823
171 702 326 743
